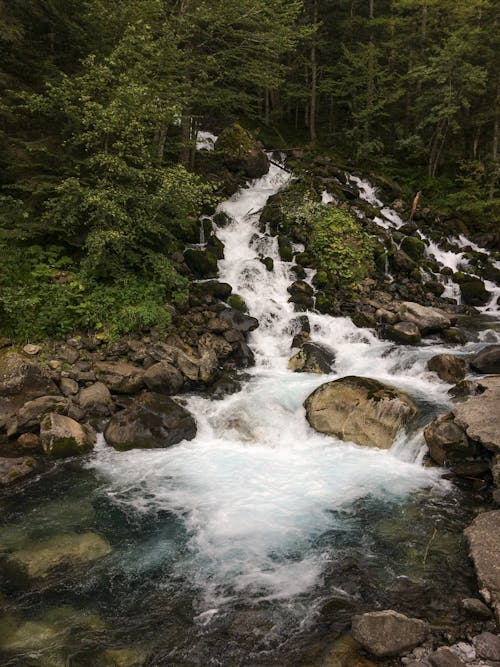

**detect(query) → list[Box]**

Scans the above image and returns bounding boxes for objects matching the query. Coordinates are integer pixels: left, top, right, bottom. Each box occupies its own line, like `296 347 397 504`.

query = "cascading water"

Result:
2 162 500 666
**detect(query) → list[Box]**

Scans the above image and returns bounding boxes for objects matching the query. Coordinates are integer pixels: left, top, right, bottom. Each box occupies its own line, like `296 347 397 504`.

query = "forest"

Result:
0 0 498 339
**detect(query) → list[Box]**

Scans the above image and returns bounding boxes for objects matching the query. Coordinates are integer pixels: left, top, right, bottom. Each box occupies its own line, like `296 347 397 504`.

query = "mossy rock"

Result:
260 256 274 271
206 234 224 259
278 236 293 262
441 328 467 345
184 248 218 278
191 281 232 302
227 294 248 313
214 123 269 178
460 279 491 306
400 236 426 261
312 270 329 288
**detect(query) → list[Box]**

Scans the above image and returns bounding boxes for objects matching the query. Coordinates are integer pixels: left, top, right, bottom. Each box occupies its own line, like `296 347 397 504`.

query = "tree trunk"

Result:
309 0 318 142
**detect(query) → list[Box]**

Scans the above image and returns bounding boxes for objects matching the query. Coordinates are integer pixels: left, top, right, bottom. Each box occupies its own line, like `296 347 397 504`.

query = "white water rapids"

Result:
91 162 499 616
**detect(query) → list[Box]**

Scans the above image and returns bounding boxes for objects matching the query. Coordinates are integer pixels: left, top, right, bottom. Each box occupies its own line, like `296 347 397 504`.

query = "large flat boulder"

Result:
452 378 500 453
0 352 60 429
464 511 500 623
397 302 452 335
104 392 196 451
351 610 429 657
304 376 417 449
470 345 500 374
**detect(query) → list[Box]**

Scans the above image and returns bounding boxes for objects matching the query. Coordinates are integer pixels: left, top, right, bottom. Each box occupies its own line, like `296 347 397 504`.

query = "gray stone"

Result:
428 354 466 384
104 392 196 452
0 352 60 428
351 610 429 657
398 301 452 334
465 511 500 623
470 345 500 374
428 647 466 667
472 632 500 661
94 361 145 394
305 376 417 449
78 382 113 417
40 413 96 458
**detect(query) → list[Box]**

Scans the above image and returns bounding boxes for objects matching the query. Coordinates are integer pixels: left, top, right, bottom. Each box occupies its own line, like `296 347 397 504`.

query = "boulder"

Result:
423 413 475 466
78 382 114 417
104 392 196 451
401 236 426 261
6 395 72 436
460 278 491 306
472 632 500 661
390 249 415 273
94 361 145 394
452 379 500 453
288 342 335 374
4 532 111 582
0 352 60 429
59 377 79 396
304 376 417 449
398 302 451 334
470 345 500 374
465 512 500 623
227 294 248 312
143 362 184 395
0 456 39 486
428 647 466 667
215 123 269 178
351 610 429 657
428 354 466 384
184 248 218 278
40 413 96 458
218 307 259 334
383 322 421 346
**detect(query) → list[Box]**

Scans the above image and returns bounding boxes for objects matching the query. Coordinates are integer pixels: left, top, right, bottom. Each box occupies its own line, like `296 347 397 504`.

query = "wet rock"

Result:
425 280 445 297
423 413 474 465
16 432 41 451
0 352 60 429
448 380 481 400
191 280 232 302
218 307 259 334
227 340 255 368
351 311 377 329
460 278 491 306
351 610 429 657
0 456 38 486
472 631 500 661
465 511 500 623
288 280 314 299
143 362 184 395
390 249 415 273
227 294 248 312
321 634 377 667
215 123 269 178
460 597 492 618
104 392 196 451
40 413 96 458
6 395 72 436
99 647 147 666
470 345 500 374
441 328 467 345
428 354 466 384
261 256 274 271
428 647 466 667
278 235 293 262
397 302 452 334
288 342 335 374
305 376 418 449
383 322 421 345
94 361 145 394
184 248 218 278
78 382 114 417
4 532 111 582
401 236 426 261
206 370 244 399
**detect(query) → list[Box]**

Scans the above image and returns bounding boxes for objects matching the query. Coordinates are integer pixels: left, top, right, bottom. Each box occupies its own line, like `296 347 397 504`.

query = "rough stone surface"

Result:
0 352 60 428
288 342 335 374
472 632 500 661
423 413 475 466
143 361 184 395
6 395 71 436
304 376 417 449
0 456 38 486
461 597 492 618
384 321 421 345
470 345 500 374
351 610 429 657
40 413 96 458
104 392 196 451
428 647 466 667
94 361 145 394
5 532 111 581
452 379 500 453
398 301 452 334
428 354 466 384
465 511 500 623
78 382 113 417
59 377 79 396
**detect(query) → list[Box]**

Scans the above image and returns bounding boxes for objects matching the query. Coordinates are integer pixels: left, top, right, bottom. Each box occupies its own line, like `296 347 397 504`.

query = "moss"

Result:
227 294 248 312
400 235 426 261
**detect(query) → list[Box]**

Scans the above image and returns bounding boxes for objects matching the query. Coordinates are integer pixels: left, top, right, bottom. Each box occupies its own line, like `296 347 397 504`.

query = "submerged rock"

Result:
288 342 335 374
40 413 96 458
465 511 500 623
351 610 429 657
0 456 39 487
304 376 417 449
104 392 196 451
4 532 111 583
